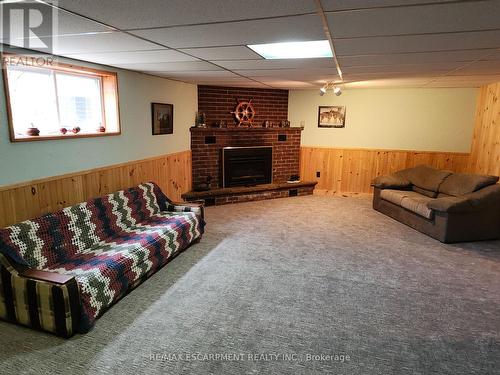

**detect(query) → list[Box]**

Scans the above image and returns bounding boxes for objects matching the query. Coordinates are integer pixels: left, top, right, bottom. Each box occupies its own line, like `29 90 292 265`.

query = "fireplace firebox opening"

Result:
222 146 272 188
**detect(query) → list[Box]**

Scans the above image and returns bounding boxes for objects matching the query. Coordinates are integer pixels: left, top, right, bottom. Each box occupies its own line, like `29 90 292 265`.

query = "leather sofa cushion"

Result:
399 165 452 192
371 173 411 189
412 186 438 198
439 173 499 196
380 189 434 219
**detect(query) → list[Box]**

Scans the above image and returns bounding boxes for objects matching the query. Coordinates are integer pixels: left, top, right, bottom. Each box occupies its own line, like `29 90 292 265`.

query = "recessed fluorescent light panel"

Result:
247 40 332 59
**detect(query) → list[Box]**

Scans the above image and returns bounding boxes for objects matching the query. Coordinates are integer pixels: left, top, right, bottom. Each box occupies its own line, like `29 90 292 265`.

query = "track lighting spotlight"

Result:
318 81 343 96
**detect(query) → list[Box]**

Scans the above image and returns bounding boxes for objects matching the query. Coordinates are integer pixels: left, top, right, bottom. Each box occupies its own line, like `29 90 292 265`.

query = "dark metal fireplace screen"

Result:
222 146 272 188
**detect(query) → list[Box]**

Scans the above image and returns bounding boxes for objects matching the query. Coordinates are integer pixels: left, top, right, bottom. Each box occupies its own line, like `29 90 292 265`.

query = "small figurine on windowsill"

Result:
26 125 40 136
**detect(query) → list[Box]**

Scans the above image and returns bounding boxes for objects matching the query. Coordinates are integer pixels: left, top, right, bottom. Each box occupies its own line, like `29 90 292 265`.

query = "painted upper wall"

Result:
289 88 478 152
0 54 197 186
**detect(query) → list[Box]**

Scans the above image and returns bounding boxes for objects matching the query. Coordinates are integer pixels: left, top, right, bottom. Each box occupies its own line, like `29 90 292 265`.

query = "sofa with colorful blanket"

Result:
0 182 204 337
372 165 500 243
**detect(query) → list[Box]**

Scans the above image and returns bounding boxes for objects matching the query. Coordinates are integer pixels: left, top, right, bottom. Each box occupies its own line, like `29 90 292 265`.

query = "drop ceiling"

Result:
3 0 500 89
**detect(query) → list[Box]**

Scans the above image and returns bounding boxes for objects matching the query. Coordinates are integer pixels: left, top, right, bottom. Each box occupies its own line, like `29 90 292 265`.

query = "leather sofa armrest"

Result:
371 173 411 189
426 196 470 213
463 183 500 205
427 184 500 213
20 269 75 284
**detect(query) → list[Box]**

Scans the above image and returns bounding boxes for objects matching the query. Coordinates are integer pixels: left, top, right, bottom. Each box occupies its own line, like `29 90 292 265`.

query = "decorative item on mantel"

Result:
280 120 290 128
231 99 255 127
213 120 227 128
194 112 207 128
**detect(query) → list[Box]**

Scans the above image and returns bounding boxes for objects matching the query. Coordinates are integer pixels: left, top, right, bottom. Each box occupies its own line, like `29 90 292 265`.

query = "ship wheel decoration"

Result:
231 99 256 126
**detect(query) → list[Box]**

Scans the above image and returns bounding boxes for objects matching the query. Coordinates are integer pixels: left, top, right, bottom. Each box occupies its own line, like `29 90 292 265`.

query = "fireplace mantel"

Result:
190 127 304 133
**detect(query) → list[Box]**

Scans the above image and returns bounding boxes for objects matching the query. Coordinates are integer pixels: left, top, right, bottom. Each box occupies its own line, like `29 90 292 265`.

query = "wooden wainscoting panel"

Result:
0 150 191 228
468 82 500 176
300 147 470 195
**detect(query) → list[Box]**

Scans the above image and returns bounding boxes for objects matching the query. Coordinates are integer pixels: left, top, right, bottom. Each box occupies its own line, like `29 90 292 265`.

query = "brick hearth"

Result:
190 127 302 189
182 182 317 206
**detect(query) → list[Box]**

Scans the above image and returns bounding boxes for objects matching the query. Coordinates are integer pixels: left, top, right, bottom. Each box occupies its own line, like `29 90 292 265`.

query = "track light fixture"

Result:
319 81 343 96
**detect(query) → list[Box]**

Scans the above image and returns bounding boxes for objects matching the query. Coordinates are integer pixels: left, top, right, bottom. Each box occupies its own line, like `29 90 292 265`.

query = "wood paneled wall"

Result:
468 82 500 176
300 147 470 195
0 151 191 228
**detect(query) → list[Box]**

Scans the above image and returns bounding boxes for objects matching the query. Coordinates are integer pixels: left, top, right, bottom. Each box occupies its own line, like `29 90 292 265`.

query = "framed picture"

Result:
152 103 173 135
318 106 346 128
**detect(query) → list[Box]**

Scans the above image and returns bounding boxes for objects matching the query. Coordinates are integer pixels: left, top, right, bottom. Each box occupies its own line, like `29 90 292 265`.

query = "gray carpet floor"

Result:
0 196 499 375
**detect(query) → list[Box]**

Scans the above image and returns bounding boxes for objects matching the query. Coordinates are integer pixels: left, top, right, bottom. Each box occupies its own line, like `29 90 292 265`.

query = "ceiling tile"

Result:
114 61 222 72
179 46 262 61
214 58 336 70
326 1 500 38
321 0 467 12
342 62 462 75
195 80 268 88
479 50 500 61
161 71 241 79
425 75 500 87
55 9 113 36
334 30 500 56
0 3 110 42
66 49 199 65
447 61 500 75
129 14 325 48
66 49 197 64
237 68 339 78
51 32 161 54
58 0 316 29
252 79 316 88
337 50 498 66
344 77 435 88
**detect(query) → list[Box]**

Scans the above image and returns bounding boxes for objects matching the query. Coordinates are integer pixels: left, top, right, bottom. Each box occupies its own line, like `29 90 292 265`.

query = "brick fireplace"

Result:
183 85 316 205
190 127 302 189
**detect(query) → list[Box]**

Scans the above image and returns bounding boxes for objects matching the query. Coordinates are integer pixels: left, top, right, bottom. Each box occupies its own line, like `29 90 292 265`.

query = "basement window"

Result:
3 55 120 142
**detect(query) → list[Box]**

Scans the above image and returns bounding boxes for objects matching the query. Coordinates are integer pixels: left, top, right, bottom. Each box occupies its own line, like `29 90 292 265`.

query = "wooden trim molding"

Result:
0 151 192 228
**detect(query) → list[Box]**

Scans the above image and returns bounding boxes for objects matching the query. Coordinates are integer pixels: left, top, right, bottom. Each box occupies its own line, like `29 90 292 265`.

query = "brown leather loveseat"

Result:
372 165 500 243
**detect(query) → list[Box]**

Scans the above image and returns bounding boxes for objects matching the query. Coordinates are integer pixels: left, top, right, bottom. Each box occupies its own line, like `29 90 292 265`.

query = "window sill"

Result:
10 131 121 142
